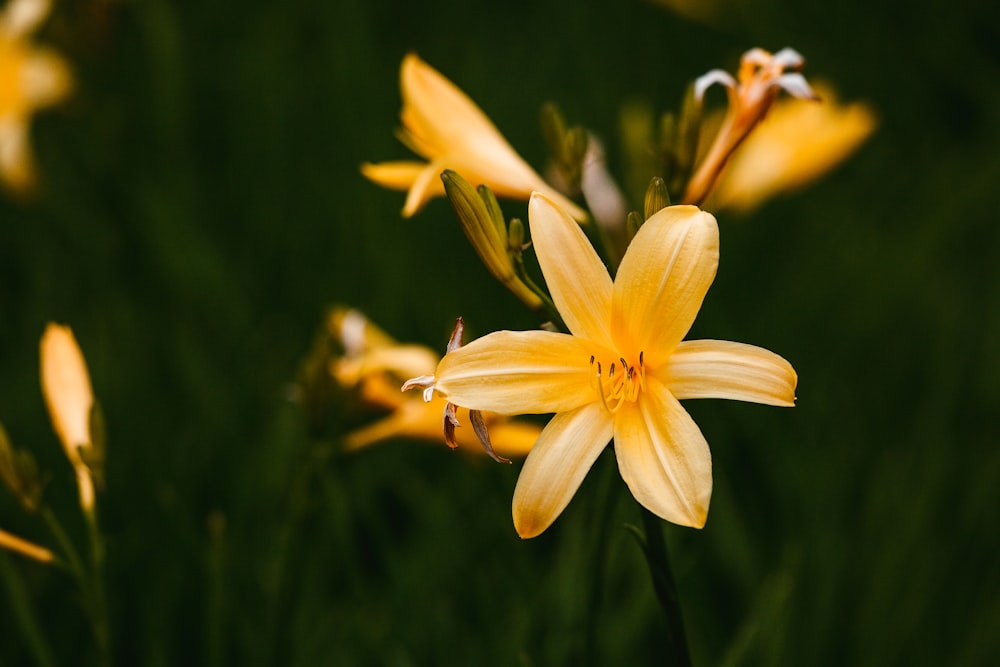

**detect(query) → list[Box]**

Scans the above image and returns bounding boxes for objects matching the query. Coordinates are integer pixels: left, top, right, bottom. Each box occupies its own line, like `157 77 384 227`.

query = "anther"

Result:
609 362 616 377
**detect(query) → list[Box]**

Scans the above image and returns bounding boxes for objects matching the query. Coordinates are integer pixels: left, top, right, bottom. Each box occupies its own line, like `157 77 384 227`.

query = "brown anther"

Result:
470 409 511 464
446 317 465 353
442 402 460 449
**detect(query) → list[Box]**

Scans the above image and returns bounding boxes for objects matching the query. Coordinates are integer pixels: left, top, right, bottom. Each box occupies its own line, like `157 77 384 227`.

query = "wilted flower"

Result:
0 0 72 193
705 83 877 213
361 53 587 221
330 308 540 458
684 47 817 206
405 193 796 538
39 323 96 512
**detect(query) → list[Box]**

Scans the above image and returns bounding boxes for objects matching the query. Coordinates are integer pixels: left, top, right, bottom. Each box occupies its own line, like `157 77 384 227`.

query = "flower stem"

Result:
628 506 692 667
0 551 58 667
41 506 110 665
83 506 110 665
582 447 623 665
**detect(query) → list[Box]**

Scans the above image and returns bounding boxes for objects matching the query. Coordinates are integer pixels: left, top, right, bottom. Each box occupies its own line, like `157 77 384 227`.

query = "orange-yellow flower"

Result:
407 193 796 538
684 47 816 206
329 308 540 458
39 322 95 511
0 0 72 193
705 83 877 213
361 53 587 221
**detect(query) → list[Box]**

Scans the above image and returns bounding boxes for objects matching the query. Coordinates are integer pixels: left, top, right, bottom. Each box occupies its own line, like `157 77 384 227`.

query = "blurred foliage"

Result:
1 0 999 665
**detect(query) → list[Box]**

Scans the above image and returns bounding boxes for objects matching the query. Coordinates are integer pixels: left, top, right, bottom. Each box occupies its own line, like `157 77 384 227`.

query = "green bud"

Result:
541 102 588 189
508 217 525 252
626 210 644 241
80 400 106 489
441 170 543 311
674 82 702 184
644 176 671 220
0 423 45 513
476 184 508 246
540 102 568 162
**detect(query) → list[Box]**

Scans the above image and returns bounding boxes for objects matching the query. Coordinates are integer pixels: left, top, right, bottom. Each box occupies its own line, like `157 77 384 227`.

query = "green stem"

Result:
40 507 87 592
83 506 110 666
582 446 623 666
40 506 110 665
514 256 567 331
633 507 692 667
0 551 57 667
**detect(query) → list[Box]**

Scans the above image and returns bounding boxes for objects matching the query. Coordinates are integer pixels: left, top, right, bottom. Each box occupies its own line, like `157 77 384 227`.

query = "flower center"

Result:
589 351 646 412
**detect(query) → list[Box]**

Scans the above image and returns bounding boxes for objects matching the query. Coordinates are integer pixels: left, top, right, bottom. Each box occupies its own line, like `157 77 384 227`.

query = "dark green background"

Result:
1 0 998 664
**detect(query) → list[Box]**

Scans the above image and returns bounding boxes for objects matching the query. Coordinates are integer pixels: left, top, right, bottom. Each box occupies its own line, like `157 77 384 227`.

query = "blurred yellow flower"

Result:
361 53 587 221
39 323 95 512
705 83 877 213
406 194 796 538
329 308 540 458
0 0 72 193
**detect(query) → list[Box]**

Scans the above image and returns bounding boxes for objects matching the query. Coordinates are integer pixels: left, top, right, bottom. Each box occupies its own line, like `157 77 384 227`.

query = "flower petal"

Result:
664 340 797 406
434 330 596 414
360 161 428 190
1 0 50 38
401 53 501 158
611 205 719 359
614 378 712 528
512 402 613 538
343 397 540 458
401 162 446 217
528 193 615 350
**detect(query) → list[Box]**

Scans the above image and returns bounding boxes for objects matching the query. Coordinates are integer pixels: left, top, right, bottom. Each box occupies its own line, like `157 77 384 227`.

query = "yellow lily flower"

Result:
705 83 877 213
406 193 796 538
361 53 587 221
39 323 95 512
0 0 72 193
329 308 540 458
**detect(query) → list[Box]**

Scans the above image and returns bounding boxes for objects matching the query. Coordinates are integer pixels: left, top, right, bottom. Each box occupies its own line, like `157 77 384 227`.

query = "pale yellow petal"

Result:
665 340 797 406
528 192 614 350
400 53 500 157
0 117 34 191
401 161 445 217
21 48 71 108
360 161 427 190
333 344 439 386
611 205 718 360
614 377 712 528
512 402 613 538
39 323 93 464
434 330 595 415
710 84 878 213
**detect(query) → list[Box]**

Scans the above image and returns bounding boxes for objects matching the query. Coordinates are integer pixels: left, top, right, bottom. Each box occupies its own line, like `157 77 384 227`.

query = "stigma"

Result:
590 351 646 412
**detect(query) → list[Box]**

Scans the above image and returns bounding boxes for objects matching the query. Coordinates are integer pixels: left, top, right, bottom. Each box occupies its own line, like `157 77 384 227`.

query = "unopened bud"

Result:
644 177 671 220
626 210 644 241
